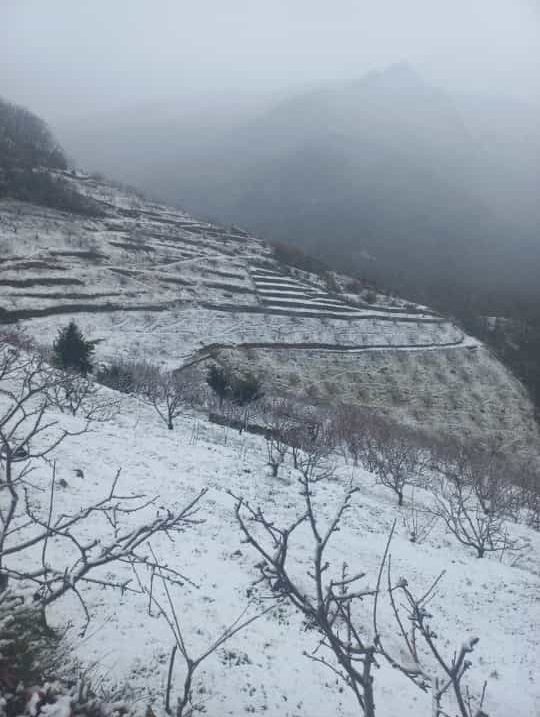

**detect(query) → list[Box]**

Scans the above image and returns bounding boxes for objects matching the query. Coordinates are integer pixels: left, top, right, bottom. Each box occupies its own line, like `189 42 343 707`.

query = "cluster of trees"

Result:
0 96 103 215
0 97 67 172
206 364 263 408
261 400 539 545
231 409 502 717
229 400 537 717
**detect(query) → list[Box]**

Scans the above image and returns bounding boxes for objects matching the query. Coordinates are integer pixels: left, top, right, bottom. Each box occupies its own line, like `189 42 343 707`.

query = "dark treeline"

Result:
0 97 103 216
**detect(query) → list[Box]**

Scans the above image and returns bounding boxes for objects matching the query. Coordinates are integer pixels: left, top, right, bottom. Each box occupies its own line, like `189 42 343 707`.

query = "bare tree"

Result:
231 470 380 716
0 350 90 565
294 426 336 484
513 455 539 531
431 444 522 558
261 399 298 478
371 425 426 506
332 404 368 467
402 491 438 544
373 533 490 717
232 467 490 716
0 345 206 632
47 371 118 421
143 368 198 430
265 432 289 478
287 409 336 480
132 559 271 717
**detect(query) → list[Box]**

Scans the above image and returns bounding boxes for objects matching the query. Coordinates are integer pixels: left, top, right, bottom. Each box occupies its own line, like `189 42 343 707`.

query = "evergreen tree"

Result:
206 366 264 408
206 365 230 407
231 372 264 406
52 321 94 376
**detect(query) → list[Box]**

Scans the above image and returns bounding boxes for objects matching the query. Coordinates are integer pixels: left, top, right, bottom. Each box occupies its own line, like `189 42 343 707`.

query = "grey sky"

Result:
1 0 539 120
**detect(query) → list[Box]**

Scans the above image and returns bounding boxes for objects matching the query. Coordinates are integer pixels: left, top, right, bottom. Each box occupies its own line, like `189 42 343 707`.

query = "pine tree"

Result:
206 365 230 407
52 321 94 376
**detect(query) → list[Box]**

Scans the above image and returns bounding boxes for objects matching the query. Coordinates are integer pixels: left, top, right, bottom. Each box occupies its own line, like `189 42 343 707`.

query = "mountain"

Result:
55 64 540 314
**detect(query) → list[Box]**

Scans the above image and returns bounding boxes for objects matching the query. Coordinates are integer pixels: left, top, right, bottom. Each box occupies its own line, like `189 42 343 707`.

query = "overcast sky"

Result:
1 0 539 121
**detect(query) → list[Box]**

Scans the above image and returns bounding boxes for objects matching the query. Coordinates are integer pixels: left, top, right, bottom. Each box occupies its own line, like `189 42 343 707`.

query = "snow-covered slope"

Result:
0 170 537 447
22 389 540 717
2 171 539 717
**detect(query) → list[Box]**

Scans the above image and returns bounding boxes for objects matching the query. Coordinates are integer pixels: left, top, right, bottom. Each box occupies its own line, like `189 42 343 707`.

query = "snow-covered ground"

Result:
11 388 540 717
2 172 539 716
1 171 537 446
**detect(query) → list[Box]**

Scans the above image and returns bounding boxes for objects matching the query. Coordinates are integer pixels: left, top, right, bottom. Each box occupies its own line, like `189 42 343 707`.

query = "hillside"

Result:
0 170 538 448
1 109 539 717
0 351 538 717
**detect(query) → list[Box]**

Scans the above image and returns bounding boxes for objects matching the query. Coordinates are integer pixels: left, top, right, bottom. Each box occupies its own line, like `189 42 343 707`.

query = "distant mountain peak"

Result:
354 61 429 94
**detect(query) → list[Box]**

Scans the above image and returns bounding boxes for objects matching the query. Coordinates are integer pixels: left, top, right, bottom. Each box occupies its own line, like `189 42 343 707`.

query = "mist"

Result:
1 0 539 310
1 0 539 122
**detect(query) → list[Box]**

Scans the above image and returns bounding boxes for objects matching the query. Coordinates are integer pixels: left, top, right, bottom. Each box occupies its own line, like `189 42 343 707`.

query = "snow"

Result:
40 695 72 717
1 174 538 449
4 387 538 717
1 172 539 715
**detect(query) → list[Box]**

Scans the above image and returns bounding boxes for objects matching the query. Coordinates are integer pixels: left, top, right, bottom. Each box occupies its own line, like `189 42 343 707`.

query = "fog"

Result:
1 0 539 311
1 0 539 122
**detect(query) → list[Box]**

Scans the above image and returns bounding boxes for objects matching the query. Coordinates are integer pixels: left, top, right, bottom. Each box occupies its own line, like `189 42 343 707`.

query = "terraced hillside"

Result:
0 170 537 446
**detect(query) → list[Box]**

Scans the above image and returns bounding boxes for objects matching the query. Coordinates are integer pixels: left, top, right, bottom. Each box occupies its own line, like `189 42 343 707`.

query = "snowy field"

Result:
11 388 539 717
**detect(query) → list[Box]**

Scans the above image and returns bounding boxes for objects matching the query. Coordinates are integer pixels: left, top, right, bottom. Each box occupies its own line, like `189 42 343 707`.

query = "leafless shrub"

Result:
132 558 270 717
0 328 35 352
96 357 156 394
401 492 437 544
